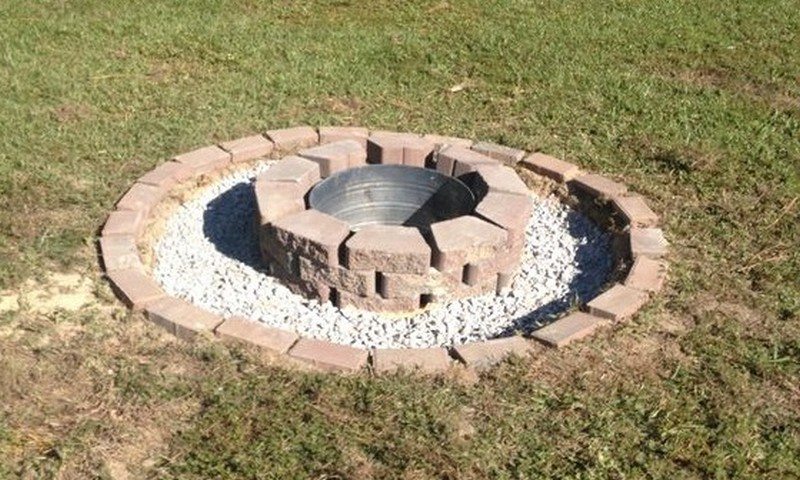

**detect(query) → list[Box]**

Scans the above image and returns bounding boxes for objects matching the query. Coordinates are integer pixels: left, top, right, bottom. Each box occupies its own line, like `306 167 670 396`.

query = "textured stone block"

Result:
270 209 351 266
587 284 649 321
102 210 145 237
288 338 368 372
138 161 193 189
422 134 473 150
629 227 668 258
319 126 369 148
219 135 274 162
532 312 611 347
254 178 306 225
522 153 580 182
625 256 668 293
613 195 659 227
116 183 166 216
298 257 375 297
570 173 628 199
474 191 532 240
145 296 223 340
453 336 532 369
471 141 526 165
372 347 451 374
345 226 431 274
436 145 499 176
260 156 321 193
215 316 298 353
367 134 433 167
337 290 419 312
106 268 164 310
379 271 431 298
299 140 366 176
470 165 529 197
173 145 231 176
430 216 507 271
100 235 142 272
265 126 318 152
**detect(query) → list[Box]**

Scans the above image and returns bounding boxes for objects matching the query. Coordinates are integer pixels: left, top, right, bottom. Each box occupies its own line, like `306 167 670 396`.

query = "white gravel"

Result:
152 161 614 349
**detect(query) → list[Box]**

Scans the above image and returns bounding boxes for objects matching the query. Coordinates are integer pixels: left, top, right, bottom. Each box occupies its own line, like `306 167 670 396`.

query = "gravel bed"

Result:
152 162 614 349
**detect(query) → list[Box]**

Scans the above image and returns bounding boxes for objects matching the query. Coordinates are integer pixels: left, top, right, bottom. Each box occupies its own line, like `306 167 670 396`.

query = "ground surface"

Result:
0 0 798 478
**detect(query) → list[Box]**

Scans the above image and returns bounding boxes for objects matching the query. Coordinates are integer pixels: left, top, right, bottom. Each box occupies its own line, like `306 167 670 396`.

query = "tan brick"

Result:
219 135 274 162
138 161 193 189
371 347 451 374
471 141 526 165
319 126 369 148
102 210 145 237
453 336 532 369
265 126 318 152
288 337 368 372
430 216 507 271
299 140 366 176
469 165 529 197
570 173 628 199
379 271 431 298
613 195 659 227
336 290 419 312
532 312 611 347
260 156 321 193
522 153 580 182
145 296 222 340
367 134 433 167
298 257 375 297
474 191 532 240
100 235 142 272
625 256 668 293
629 227 668 258
422 134 473 150
269 209 350 266
116 183 166 216
436 145 499 176
346 225 431 274
253 177 306 226
215 316 298 353
106 268 164 310
173 145 231 176
587 284 649 321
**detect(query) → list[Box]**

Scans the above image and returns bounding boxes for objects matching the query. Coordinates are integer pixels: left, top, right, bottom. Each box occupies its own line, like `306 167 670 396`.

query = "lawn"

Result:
1 0 798 478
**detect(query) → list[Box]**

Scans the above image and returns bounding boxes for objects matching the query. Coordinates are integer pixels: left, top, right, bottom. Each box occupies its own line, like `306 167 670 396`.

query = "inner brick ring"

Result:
256 136 534 313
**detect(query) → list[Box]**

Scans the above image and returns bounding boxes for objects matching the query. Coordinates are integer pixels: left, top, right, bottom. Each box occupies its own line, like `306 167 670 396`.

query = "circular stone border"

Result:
100 125 669 374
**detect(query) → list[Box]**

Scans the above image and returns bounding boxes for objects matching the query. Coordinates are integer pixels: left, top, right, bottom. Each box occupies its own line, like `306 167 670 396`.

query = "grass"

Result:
0 0 798 478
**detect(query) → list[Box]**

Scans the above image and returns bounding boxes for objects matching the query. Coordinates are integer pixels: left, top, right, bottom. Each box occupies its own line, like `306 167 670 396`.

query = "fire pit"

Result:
255 137 534 313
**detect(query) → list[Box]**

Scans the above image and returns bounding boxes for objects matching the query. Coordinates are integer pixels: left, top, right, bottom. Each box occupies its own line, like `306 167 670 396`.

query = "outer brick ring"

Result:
100 126 669 374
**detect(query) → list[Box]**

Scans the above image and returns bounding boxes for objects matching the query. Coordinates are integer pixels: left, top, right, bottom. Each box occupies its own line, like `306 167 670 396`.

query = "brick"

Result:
173 145 231 176
346 225 431 274
138 161 193 189
102 209 145 237
587 284 649 321
100 235 142 272
116 183 166 216
570 173 628 199
265 126 318 152
436 145 499 176
215 316 298 353
613 195 659 227
270 209 350 266
219 135 274 162
625 256 668 293
261 156 321 193
106 268 164 310
422 134 473 150
474 191 532 240
254 177 306 225
288 337 368 372
367 134 433 167
145 296 222 340
319 126 369 148
629 227 668 259
379 271 430 298
299 140 366 176
371 347 451 374
463 246 523 287
337 290 419 312
471 141 526 165
532 312 611 347
453 336 532 369
522 153 580 182
298 257 375 297
468 165 529 197
430 216 507 271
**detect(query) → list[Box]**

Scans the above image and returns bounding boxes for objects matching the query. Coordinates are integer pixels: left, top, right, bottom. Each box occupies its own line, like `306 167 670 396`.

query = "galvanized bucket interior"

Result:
308 165 475 230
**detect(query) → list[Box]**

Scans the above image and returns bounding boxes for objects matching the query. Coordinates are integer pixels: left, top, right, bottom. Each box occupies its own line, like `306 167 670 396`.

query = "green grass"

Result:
0 0 798 478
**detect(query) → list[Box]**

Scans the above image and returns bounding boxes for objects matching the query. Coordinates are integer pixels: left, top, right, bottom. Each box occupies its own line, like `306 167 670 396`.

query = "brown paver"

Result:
629 227 669 258
613 195 659 227
337 290 420 312
299 139 366 175
298 257 375 297
531 311 611 347
586 284 649 321
452 336 532 369
471 141 526 165
100 235 142 272
265 126 318 152
215 316 298 354
367 134 433 167
145 296 223 340
319 126 369 148
422 134 473 150
173 145 231 176
474 191 532 240
570 173 628 198
371 347 451 374
138 161 193 189
436 145 499 176
471 165 529 197
345 226 431 274
116 183 166 216
259 156 321 193
379 271 430 298
102 210 145 237
253 178 306 225
270 209 351 266
288 337 368 372
430 216 507 271
522 153 580 182
625 256 668 293
219 135 274 162
106 268 164 310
